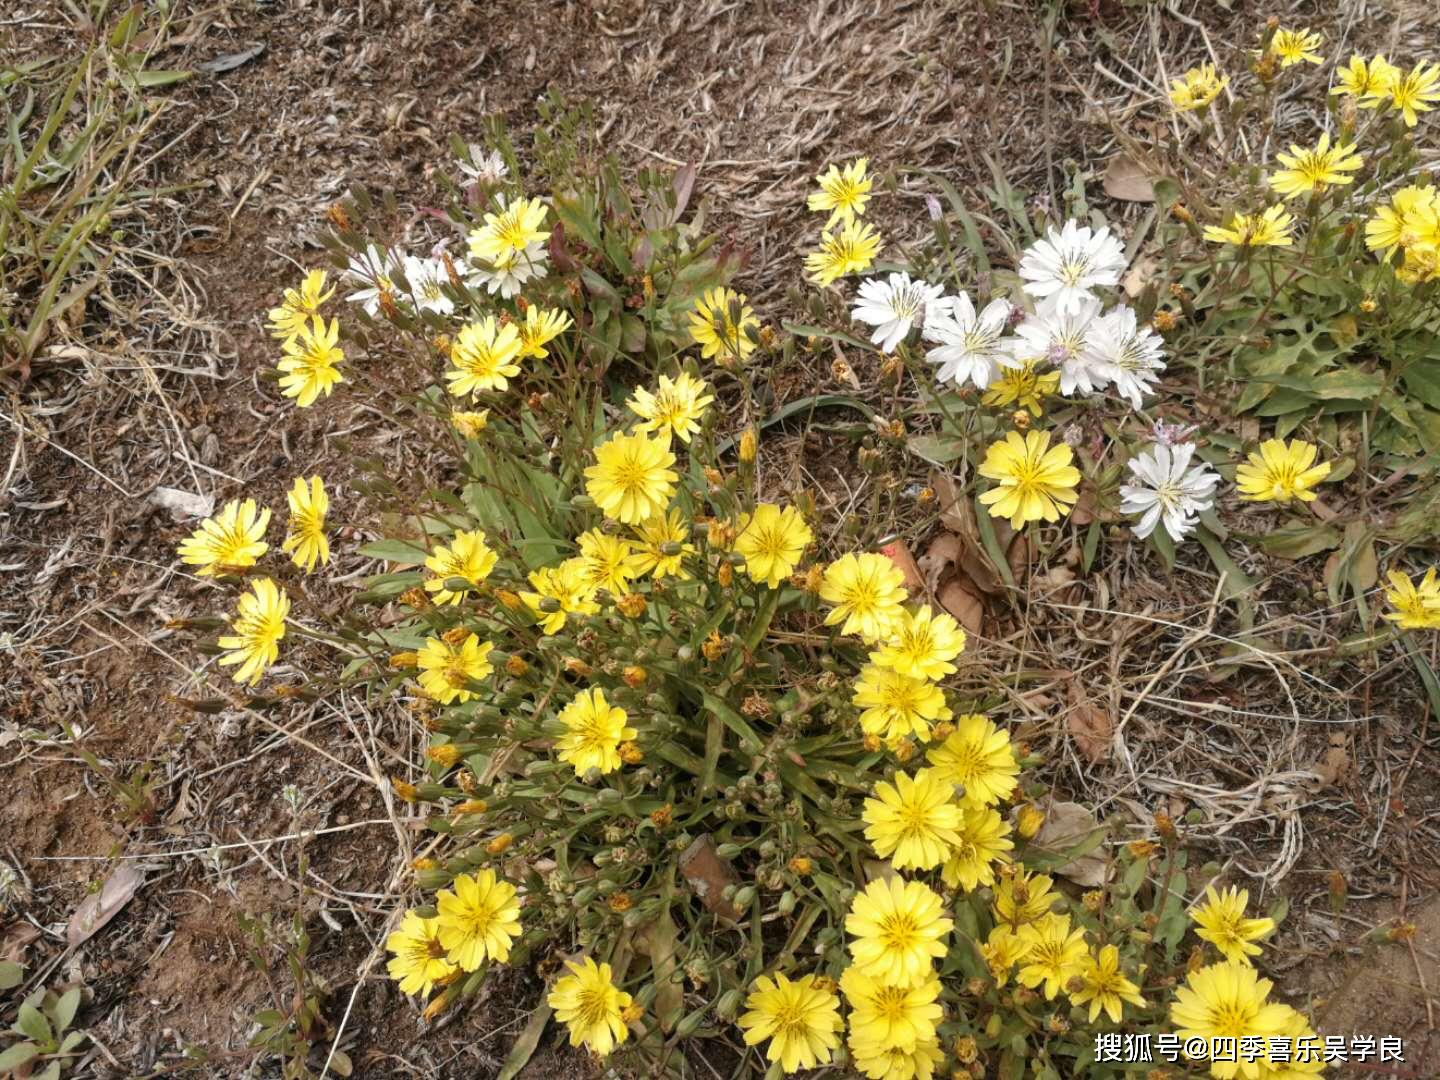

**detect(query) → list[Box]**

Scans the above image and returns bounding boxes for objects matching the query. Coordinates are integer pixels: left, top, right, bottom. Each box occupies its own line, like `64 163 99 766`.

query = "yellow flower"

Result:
1203 204 1295 247
689 287 759 364
991 868 1060 927
1015 913 1088 1000
1332 54 1399 103
574 528 637 596
267 269 333 341
733 503 813 588
281 476 329 572
940 806 1014 891
738 972 844 1074
845 877 953 988
869 605 966 681
853 664 951 744
548 957 633 1058
1169 64 1228 110
863 768 963 871
1254 1006 1327 1080
839 966 942 1053
977 430 1081 530
555 687 637 776
849 1036 944 1080
416 632 494 704
521 558 600 634
218 578 289 685
628 509 694 580
1191 885 1276 964
1397 242 1440 285
1268 133 1363 199
1365 185 1440 259
517 305 572 359
980 925 1031 982
1382 567 1440 630
1170 962 1293 1080
436 869 522 970
807 157 873 227
1070 944 1145 1023
1235 438 1331 503
467 195 550 264
925 713 1018 808
626 372 714 444
277 315 344 406
819 552 908 643
445 317 523 396
424 530 499 605
1380 61 1440 127
981 360 1060 416
385 910 457 997
805 219 883 286
177 498 270 576
1267 27 1323 68
584 430 678 525
452 409 491 438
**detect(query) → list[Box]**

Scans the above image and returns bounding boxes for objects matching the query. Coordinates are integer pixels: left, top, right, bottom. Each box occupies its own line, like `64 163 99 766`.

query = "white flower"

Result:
921 292 1013 389
851 272 945 353
401 255 460 315
1010 294 1106 395
465 241 548 299
1082 305 1166 408
345 244 402 315
1119 442 1219 542
458 146 508 185
1018 219 1127 315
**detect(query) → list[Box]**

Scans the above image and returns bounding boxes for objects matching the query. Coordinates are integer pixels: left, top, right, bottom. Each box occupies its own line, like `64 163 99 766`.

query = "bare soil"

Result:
3 0 1439 1077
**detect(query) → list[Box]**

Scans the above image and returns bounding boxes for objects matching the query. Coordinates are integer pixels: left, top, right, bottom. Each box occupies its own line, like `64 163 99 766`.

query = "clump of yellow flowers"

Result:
178 93 1433 1080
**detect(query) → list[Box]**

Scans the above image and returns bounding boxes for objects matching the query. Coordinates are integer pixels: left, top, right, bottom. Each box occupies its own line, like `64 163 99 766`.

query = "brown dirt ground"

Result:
3 0 1440 1077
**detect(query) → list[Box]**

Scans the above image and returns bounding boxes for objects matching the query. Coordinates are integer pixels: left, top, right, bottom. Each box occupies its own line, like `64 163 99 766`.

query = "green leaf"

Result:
357 538 430 563
496 1002 551 1080
1258 523 1341 560
1400 357 1440 411
906 434 966 465
53 987 81 1032
1259 369 1384 401
16 1001 53 1045
134 68 192 87
0 961 21 990
0 1043 40 1071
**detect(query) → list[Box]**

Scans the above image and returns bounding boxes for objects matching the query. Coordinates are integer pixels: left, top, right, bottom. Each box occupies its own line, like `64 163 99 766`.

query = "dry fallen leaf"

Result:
67 864 146 946
880 539 924 591
918 533 962 595
931 473 1006 594
1066 697 1113 764
1103 154 1155 202
1029 799 1109 887
678 834 741 921
937 577 984 637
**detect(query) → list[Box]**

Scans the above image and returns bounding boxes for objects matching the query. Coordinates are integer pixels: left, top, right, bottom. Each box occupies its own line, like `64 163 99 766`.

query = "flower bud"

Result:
738 427 758 463
1015 803 1046 839
388 651 419 670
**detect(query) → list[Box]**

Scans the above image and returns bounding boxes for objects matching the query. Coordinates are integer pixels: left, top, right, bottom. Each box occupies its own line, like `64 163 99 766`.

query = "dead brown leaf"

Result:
1103 154 1155 202
1029 799 1109 887
931 473 1005 594
67 864 146 946
918 533 962 595
880 538 924 591
678 834 741 921
937 577 984 636
1066 696 1113 764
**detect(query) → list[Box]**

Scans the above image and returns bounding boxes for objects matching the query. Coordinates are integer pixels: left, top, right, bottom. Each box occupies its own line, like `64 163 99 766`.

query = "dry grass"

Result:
2 0 1439 1075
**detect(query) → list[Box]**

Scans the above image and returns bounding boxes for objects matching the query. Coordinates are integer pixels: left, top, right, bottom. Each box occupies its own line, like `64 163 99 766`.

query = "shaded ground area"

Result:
2 0 1439 1075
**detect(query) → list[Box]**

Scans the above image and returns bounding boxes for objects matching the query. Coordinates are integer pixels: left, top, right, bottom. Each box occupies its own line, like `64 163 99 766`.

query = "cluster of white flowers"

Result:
342 147 550 314
849 219 1220 543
